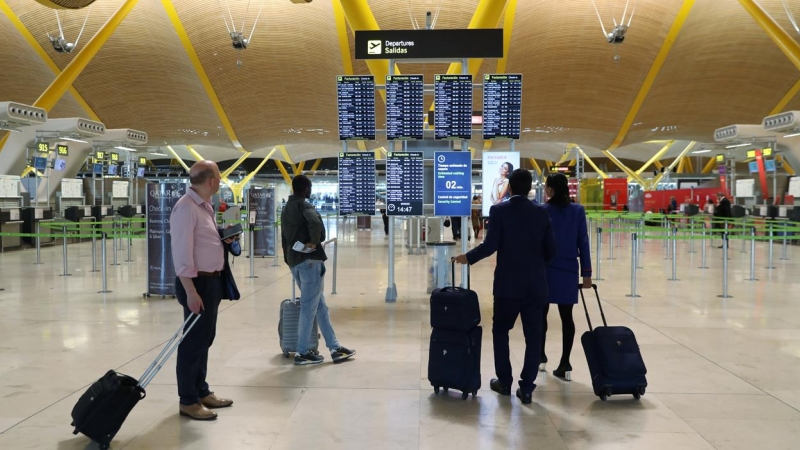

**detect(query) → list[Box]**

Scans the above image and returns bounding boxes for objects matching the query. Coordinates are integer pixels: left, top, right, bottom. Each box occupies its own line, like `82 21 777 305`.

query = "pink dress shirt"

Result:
170 187 224 278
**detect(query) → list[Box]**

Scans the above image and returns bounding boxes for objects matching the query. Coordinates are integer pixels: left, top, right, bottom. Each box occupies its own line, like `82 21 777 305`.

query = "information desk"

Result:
0 209 22 251
21 207 54 245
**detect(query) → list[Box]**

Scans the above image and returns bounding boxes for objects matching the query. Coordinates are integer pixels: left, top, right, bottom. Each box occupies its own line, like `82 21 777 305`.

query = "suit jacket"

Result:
218 228 241 301
466 196 557 300
544 202 592 277
715 198 732 218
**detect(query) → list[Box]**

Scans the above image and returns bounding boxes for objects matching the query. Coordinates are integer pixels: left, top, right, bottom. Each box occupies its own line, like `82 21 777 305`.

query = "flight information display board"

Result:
434 74 473 140
386 152 424 216
338 152 376 215
385 75 424 140
337 75 376 141
482 74 522 140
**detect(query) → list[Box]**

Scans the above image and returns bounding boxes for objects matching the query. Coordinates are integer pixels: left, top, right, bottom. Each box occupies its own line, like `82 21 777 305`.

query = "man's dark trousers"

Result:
493 296 545 394
175 276 222 406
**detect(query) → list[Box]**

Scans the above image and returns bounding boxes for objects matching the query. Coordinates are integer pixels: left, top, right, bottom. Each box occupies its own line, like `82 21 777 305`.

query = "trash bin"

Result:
427 241 456 294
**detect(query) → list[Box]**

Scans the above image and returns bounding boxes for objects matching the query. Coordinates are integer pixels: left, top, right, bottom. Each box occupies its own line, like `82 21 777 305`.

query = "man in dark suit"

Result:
453 169 557 404
714 192 732 248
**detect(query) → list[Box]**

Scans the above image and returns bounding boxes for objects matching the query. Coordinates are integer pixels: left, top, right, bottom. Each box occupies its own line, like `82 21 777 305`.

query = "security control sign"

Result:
434 151 472 217
355 29 503 60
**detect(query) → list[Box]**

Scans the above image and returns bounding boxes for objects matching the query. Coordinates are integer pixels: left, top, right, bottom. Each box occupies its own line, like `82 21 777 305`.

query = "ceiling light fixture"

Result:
692 149 711 154
725 143 751 149
114 146 137 152
60 136 88 143
149 151 168 157
783 132 800 138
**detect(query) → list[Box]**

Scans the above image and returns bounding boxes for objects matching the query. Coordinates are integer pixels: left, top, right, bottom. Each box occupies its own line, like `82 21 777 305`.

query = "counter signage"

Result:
138 156 147 165
338 152 376 215
434 74 473 140
482 74 522 140
433 151 472 217
386 75 424 140
36 142 49 154
355 29 503 60
110 152 119 162
56 144 68 156
145 182 186 296
249 187 276 257
386 152 424 216
96 151 105 160
337 75 376 141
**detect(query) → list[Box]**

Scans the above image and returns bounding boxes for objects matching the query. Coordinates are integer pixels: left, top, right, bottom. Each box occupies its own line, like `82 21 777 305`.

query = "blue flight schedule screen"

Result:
433 151 472 217
386 152 424 216
337 75 376 141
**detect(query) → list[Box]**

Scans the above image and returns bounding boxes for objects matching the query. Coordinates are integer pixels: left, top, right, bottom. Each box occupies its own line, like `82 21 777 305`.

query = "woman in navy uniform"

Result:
540 173 592 381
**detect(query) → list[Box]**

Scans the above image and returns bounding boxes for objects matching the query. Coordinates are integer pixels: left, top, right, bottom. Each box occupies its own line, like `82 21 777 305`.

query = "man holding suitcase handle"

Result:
453 169 557 404
170 160 235 420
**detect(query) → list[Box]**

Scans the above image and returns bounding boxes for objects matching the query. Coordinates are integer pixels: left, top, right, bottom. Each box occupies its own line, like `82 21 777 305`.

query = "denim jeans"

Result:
292 260 340 354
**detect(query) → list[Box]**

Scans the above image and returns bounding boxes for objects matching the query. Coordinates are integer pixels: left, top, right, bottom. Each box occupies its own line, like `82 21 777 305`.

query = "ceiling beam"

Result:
769 78 800 115
275 160 293 185
0 0 100 122
701 157 717 174
739 0 800 72
635 141 675 174
0 0 138 155
605 0 696 151
576 147 609 179
161 0 248 153
220 151 253 179
649 142 696 188
166 145 190 172
332 0 354 76
494 0 517 75
602 150 648 187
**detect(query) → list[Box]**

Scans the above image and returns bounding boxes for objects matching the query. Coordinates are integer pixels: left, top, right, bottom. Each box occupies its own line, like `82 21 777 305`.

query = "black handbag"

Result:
444 219 451 227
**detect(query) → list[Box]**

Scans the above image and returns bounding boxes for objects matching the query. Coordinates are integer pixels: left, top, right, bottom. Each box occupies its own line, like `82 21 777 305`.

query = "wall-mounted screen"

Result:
107 164 118 176
32 156 48 171
53 158 67 171
93 163 104 175
136 167 145 178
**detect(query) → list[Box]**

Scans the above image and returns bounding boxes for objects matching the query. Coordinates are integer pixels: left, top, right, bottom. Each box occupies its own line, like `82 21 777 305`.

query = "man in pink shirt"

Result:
170 160 232 421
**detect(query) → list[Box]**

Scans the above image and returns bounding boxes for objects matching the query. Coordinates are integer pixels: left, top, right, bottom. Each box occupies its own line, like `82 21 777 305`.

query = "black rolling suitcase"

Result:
428 326 482 399
579 284 647 401
70 314 201 449
428 262 481 399
430 262 480 332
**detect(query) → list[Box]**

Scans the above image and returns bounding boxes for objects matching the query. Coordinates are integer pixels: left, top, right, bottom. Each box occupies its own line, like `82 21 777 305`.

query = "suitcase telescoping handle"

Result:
578 284 607 332
138 313 202 390
451 260 470 290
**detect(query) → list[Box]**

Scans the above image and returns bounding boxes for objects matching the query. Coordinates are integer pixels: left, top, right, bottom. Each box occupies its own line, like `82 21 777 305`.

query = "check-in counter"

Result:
64 206 95 242
0 209 23 251
92 205 114 223
21 207 54 246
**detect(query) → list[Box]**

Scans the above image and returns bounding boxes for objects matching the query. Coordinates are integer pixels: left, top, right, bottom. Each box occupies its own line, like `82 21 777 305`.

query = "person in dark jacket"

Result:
713 192 732 247
453 169 557 404
281 175 355 365
540 173 592 382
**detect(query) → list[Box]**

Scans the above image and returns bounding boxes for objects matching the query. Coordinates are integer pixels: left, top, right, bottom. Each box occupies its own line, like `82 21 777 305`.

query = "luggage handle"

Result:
138 313 202 389
451 260 470 290
578 284 607 331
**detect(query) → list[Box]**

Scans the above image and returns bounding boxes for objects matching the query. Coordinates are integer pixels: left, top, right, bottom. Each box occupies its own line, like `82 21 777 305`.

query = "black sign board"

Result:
36 142 49 154
338 152 376 215
483 74 522 140
355 29 503 60
56 144 69 156
386 75 424 141
434 74 473 140
337 75 376 141
386 152 424 216
549 166 575 177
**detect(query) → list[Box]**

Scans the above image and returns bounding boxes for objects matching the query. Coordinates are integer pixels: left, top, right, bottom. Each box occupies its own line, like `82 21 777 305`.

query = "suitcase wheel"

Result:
433 386 440 395
633 391 641 400
600 393 608 401
461 392 468 400
99 444 110 450
472 391 478 397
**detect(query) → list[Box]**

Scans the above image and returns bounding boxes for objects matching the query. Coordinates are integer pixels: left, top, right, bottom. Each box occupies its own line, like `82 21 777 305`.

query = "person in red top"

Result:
170 160 233 421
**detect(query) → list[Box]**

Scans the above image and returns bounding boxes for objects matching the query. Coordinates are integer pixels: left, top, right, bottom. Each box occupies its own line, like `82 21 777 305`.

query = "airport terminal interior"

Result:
2 0 800 449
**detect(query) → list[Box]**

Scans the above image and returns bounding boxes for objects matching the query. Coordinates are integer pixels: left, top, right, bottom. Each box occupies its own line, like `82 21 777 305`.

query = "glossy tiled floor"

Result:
1 222 799 449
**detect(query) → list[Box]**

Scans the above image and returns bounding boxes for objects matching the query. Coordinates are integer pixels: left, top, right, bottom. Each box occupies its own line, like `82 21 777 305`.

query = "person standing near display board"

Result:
490 162 514 205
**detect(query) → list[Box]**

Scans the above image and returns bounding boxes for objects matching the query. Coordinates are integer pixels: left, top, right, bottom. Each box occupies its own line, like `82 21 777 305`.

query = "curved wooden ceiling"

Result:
0 0 798 163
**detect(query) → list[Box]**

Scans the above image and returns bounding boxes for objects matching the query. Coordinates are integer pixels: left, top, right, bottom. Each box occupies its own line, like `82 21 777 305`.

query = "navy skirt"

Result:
546 267 579 305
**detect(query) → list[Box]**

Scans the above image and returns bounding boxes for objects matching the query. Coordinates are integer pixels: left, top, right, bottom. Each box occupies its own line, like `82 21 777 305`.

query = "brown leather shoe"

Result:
179 403 218 420
200 393 234 409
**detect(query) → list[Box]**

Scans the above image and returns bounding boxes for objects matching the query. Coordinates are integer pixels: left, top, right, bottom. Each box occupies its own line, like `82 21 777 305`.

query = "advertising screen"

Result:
481 152 521 216
54 158 67 171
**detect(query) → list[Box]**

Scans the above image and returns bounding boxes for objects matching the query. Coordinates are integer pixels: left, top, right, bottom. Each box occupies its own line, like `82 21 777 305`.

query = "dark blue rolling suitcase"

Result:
428 326 482 399
430 263 480 332
580 285 647 401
